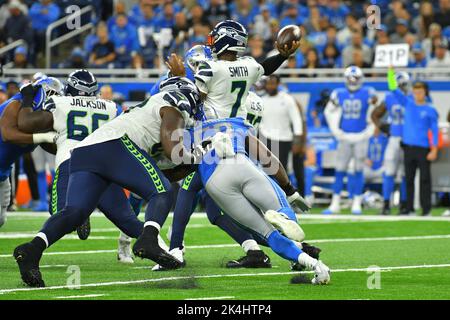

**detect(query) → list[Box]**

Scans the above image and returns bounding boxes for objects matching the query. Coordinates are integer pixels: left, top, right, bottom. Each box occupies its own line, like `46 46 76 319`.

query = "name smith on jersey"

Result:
229 66 249 77
70 98 107 110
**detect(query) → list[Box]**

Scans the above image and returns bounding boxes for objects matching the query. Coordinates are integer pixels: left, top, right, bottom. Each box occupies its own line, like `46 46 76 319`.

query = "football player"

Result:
189 117 331 285
0 76 63 228
13 77 208 287
371 72 411 215
323 66 378 215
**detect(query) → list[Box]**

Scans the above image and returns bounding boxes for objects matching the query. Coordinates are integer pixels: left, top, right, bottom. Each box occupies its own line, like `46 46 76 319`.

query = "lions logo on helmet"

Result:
159 77 204 120
65 69 98 97
395 71 411 92
344 66 364 91
207 20 248 56
24 75 64 111
185 45 212 72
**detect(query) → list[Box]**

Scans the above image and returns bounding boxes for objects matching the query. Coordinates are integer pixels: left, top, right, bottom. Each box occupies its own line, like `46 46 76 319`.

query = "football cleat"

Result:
380 207 391 215
226 250 272 269
301 242 322 259
152 247 186 271
133 226 183 269
311 260 331 285
117 233 134 264
264 210 305 242
76 218 91 240
13 242 45 287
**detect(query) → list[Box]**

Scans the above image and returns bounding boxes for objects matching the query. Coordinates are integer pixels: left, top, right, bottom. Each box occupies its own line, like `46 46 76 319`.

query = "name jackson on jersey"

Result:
69 98 108 110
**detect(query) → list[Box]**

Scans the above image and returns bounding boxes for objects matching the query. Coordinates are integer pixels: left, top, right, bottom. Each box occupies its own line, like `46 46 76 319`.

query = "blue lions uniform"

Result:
368 134 388 170
332 86 376 133
384 91 405 138
0 96 37 182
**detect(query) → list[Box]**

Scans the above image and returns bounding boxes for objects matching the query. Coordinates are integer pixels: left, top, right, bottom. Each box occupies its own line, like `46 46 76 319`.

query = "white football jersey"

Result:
245 91 264 130
43 95 118 169
195 56 265 120
75 92 192 169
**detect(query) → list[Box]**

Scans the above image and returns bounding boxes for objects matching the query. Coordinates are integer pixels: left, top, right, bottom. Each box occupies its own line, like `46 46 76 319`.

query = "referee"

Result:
387 67 439 216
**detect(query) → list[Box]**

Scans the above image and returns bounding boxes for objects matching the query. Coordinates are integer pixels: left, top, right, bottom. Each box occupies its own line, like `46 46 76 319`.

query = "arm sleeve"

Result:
260 53 287 76
288 96 303 136
194 61 214 94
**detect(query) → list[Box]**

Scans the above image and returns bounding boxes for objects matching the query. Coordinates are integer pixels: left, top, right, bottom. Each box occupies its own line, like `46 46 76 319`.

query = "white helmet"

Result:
344 66 364 91
395 71 411 92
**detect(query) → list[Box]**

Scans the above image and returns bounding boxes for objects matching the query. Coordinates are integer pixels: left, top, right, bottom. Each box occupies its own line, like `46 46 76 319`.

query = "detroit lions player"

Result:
323 66 378 214
371 72 411 215
0 77 63 228
13 77 207 287
191 117 331 284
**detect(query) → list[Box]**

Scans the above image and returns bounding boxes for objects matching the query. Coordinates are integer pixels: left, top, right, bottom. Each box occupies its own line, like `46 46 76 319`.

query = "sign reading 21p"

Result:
374 44 409 67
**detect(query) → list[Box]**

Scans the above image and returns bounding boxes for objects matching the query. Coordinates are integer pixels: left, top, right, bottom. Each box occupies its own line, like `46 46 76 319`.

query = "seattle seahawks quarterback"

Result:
191 117 330 284
323 66 378 215
371 71 411 215
0 76 63 228
13 77 207 287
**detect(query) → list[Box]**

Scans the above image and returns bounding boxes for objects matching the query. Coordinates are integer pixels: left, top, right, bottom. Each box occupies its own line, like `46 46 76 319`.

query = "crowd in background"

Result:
1 0 450 70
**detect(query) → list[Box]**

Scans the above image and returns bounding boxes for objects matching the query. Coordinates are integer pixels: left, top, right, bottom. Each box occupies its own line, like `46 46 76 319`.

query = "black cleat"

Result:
301 242 321 259
380 207 391 215
76 218 91 240
133 226 183 269
226 250 272 268
13 243 45 287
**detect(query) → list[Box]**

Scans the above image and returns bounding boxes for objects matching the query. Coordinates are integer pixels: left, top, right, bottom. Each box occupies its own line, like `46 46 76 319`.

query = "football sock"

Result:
267 230 302 262
333 171 345 194
169 189 198 250
353 171 364 196
383 175 395 201
241 239 261 253
145 188 173 227
37 171 48 204
400 177 407 202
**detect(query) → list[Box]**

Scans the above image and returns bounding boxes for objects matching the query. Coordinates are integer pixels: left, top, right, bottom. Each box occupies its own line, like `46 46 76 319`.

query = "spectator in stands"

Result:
301 47 322 77
321 42 340 68
422 23 444 58
107 1 127 30
374 25 390 46
304 5 321 34
89 22 116 68
0 0 28 30
342 30 372 68
324 0 349 30
109 13 140 68
205 0 230 28
6 80 19 98
187 4 208 27
29 0 60 56
155 2 176 30
60 47 87 69
99 84 123 114
390 19 414 44
252 5 273 42
130 0 158 30
428 39 450 68
412 1 434 41
408 43 428 68
4 0 32 47
230 0 258 29
351 47 371 69
435 0 450 28
384 0 411 34
247 35 266 64
12 46 30 68
263 19 280 53
336 13 359 47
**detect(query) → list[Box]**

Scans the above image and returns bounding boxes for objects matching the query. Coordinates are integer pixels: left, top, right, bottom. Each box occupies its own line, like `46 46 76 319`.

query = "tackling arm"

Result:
0 101 35 144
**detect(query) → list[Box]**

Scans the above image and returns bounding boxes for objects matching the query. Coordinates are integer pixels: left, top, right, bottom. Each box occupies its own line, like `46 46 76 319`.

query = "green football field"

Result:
1 208 450 300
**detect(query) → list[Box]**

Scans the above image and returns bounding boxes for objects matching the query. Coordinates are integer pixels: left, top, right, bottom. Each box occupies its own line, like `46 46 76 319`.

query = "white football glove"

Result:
287 191 311 213
32 131 57 144
211 131 235 159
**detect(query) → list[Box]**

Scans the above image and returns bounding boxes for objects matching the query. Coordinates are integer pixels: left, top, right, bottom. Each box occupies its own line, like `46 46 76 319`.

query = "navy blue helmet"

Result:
159 76 204 120
65 69 98 97
207 20 248 56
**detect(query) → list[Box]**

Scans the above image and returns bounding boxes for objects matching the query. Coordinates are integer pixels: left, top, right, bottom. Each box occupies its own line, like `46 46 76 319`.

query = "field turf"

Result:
1 208 449 300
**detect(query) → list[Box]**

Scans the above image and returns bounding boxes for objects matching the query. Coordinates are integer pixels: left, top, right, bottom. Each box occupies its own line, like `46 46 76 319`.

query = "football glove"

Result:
211 131 235 159
287 191 311 213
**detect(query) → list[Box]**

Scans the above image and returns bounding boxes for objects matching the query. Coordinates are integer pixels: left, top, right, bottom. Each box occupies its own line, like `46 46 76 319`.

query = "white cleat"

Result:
311 260 331 285
118 233 134 264
443 210 450 217
264 210 305 242
152 247 186 271
351 196 363 215
158 234 170 252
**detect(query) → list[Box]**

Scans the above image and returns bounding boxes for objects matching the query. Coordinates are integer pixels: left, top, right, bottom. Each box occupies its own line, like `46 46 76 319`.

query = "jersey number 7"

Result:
230 80 247 118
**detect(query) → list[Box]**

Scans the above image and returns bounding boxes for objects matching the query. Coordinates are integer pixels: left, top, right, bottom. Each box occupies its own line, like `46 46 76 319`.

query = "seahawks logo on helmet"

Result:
207 20 248 56
65 69 98 97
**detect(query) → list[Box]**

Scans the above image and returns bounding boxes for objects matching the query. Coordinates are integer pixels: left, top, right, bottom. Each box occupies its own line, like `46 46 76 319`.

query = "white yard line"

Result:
0 234 115 240
54 294 107 299
2 234 450 258
186 296 235 300
1 263 449 295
